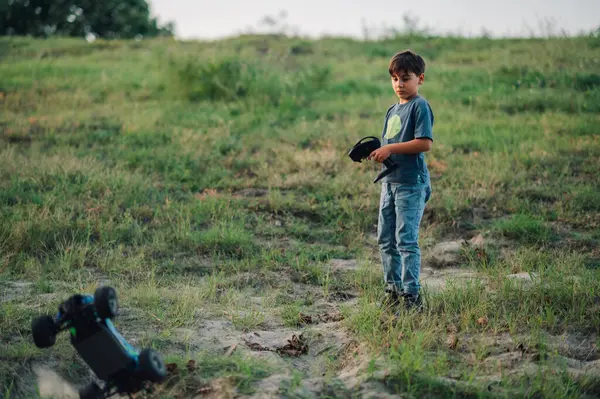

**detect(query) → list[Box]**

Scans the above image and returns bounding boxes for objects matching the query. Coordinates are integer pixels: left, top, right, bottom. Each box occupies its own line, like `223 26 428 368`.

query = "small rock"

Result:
35 367 79 399
224 344 237 357
253 374 291 396
427 240 466 267
249 296 264 305
421 267 482 292
506 272 539 283
435 240 464 253
469 234 485 247
196 378 235 399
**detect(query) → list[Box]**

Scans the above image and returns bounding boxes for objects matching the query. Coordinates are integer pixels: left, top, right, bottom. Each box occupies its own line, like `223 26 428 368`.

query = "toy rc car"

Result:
348 136 399 183
31 286 166 399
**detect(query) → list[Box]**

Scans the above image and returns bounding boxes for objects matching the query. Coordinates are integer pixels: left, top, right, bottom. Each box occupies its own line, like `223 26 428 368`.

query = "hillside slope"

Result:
1 33 599 398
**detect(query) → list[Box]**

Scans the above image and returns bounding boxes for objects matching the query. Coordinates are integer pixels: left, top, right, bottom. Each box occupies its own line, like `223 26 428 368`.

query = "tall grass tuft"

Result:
163 54 332 107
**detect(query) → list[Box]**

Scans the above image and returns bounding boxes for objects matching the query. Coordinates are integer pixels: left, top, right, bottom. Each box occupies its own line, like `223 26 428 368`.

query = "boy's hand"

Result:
368 145 392 163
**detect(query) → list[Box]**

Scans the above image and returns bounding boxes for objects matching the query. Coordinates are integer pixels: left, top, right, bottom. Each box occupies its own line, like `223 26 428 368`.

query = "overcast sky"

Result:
149 0 599 40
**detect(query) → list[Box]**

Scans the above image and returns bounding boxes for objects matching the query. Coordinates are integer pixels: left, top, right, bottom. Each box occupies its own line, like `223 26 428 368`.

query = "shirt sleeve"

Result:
414 99 434 141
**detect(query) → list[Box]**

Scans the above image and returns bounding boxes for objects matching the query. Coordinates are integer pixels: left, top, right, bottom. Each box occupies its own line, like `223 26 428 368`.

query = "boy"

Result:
368 49 433 311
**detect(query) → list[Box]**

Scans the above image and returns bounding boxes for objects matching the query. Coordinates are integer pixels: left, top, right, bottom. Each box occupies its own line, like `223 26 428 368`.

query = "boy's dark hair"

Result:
389 50 426 77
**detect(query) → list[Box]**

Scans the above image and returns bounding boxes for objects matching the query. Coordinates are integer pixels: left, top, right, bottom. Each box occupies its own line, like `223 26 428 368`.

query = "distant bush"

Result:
573 186 600 212
365 46 390 58
573 72 600 91
330 79 386 96
589 27 600 48
163 54 332 106
288 40 313 55
494 66 600 91
496 89 600 114
168 57 246 101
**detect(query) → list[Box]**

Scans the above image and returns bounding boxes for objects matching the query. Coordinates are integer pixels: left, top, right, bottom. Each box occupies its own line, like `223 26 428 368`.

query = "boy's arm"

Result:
368 139 431 162
387 138 432 154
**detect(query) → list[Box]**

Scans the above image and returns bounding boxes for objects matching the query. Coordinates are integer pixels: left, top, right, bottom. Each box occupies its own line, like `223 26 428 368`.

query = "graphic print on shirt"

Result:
384 114 402 140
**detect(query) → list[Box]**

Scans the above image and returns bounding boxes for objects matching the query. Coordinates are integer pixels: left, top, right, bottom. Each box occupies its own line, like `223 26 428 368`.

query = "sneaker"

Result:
383 286 403 308
402 293 423 311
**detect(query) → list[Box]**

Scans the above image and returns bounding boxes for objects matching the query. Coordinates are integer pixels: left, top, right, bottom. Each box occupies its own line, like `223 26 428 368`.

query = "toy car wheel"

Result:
31 315 57 348
94 286 118 319
139 348 167 382
79 382 104 399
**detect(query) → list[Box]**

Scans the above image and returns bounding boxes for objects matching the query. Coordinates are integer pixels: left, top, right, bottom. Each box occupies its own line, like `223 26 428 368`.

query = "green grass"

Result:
1 33 599 398
493 214 555 244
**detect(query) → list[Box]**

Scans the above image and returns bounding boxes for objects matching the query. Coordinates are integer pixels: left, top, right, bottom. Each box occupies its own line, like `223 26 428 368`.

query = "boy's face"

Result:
391 70 424 103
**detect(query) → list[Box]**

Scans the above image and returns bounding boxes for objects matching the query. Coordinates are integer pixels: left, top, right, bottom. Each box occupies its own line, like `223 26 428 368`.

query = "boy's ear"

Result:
418 73 425 85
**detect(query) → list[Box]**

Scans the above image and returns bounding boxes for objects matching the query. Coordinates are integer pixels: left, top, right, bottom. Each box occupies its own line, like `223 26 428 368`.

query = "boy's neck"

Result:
399 92 419 104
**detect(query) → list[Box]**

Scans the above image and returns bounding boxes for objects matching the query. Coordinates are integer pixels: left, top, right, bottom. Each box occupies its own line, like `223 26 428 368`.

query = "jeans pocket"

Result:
416 174 431 203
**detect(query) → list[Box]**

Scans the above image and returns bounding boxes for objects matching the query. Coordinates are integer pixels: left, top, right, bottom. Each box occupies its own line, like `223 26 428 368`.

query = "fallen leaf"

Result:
196 386 214 395
447 334 458 350
477 317 488 326
320 310 344 322
166 363 179 375
280 349 303 356
195 188 219 200
429 159 448 173
298 312 313 325
186 359 196 372
150 313 162 322
277 333 308 357
225 344 237 357
243 340 270 352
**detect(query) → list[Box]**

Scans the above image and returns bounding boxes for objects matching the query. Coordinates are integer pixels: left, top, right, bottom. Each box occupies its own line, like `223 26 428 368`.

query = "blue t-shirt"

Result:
380 95 434 185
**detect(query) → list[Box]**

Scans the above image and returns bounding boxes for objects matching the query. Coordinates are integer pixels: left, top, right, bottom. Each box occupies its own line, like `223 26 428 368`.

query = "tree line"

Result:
0 0 174 39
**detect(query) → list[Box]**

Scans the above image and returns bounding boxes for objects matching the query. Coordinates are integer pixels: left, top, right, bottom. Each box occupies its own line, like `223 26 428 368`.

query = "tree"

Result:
0 0 174 38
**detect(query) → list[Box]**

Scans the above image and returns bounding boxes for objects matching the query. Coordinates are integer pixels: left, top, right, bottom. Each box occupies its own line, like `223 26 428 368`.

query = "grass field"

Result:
1 32 599 398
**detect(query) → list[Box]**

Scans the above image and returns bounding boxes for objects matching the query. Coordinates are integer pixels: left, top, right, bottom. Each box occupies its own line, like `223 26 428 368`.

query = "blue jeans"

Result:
377 178 431 296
